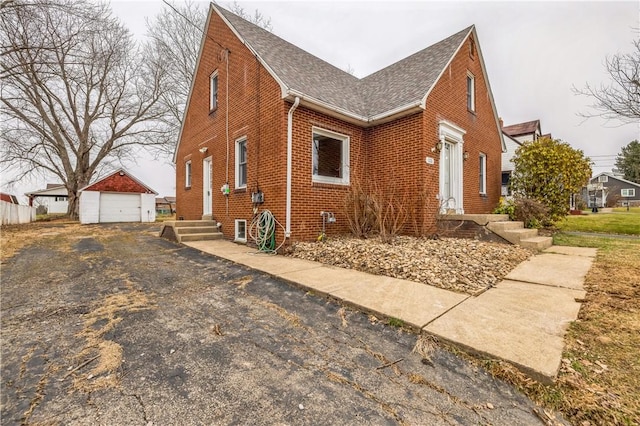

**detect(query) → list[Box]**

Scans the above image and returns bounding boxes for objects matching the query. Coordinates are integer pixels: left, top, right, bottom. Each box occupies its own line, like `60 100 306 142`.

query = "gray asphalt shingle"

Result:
216 6 472 121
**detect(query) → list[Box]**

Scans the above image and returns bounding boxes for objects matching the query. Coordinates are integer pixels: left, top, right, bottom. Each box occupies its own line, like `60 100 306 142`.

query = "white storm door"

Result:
203 157 212 216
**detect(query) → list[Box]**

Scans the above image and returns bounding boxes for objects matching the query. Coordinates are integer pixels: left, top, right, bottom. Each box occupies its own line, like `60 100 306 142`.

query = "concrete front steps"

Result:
438 214 553 251
159 220 223 243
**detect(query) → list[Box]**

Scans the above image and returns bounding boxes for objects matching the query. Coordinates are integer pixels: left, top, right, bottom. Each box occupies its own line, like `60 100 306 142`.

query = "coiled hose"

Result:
249 210 286 253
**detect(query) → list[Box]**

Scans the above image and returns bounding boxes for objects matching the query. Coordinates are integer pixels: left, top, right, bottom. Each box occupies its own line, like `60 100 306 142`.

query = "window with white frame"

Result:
479 153 487 194
235 137 247 189
466 73 475 112
235 219 247 242
312 128 349 185
597 175 609 183
210 71 218 111
185 160 192 188
621 188 635 197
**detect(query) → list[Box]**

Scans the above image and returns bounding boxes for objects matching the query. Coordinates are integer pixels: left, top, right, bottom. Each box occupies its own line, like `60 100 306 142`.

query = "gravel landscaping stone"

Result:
286 236 533 294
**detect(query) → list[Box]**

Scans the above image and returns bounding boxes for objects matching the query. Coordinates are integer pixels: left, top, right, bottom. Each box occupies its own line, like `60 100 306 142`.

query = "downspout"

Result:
285 96 300 238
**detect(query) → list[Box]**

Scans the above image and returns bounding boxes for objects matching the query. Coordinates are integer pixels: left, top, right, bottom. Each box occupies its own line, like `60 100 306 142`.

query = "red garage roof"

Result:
81 169 157 194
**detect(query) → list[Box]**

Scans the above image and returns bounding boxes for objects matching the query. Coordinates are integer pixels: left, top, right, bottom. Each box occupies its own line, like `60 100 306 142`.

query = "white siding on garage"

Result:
99 193 141 222
79 191 100 224
140 193 156 223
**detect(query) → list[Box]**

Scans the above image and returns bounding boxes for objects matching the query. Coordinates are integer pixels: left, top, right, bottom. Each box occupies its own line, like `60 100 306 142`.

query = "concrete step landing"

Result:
159 220 223 243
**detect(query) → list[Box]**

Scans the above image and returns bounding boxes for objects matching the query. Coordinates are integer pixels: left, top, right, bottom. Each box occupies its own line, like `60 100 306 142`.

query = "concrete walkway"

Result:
184 240 596 384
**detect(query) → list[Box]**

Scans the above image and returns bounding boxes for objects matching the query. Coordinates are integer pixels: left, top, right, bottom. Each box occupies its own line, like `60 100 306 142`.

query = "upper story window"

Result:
466 73 475 112
210 71 218 112
235 137 247 189
312 127 350 185
185 160 192 188
597 175 608 183
479 153 487 195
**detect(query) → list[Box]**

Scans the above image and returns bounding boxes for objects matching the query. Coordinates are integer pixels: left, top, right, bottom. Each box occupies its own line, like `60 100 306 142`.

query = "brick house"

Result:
174 4 505 244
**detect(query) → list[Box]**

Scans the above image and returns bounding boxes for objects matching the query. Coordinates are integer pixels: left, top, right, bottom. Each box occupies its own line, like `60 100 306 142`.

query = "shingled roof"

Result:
502 120 541 137
215 5 473 121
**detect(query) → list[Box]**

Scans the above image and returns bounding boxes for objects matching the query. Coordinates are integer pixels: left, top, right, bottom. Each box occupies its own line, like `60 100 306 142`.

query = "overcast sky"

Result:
5 0 639 200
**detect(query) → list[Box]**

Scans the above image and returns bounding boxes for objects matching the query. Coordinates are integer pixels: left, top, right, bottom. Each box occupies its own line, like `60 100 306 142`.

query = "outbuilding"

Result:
79 169 157 224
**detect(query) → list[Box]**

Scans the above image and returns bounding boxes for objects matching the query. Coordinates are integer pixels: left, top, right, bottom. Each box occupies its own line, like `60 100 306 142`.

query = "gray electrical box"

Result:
251 191 264 204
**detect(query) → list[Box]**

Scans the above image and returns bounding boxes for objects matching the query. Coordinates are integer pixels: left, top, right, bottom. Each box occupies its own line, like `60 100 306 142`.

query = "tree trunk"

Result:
67 190 80 220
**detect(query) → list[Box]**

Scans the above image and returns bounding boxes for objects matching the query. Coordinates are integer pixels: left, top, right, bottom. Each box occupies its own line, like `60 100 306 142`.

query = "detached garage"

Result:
79 169 157 224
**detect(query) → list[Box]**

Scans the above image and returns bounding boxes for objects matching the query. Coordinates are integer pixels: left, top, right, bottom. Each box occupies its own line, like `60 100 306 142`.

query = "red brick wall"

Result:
177 17 502 244
176 9 286 240
84 172 152 193
423 33 502 216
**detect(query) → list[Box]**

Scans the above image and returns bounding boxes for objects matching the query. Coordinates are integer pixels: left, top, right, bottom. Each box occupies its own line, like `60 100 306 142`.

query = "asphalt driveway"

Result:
1 223 548 425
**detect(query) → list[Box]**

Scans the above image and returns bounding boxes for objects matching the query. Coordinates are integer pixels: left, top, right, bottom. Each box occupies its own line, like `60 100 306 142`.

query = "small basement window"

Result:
235 219 247 243
312 127 350 185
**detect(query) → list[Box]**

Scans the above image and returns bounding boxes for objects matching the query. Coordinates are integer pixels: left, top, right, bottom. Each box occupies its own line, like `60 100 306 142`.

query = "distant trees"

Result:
615 140 640 183
1 0 172 218
510 137 592 223
576 39 640 123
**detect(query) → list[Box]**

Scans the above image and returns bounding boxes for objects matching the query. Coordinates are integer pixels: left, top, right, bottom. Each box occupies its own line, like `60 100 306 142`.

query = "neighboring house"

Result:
1 193 19 204
582 172 640 208
79 169 157 224
175 4 505 243
156 196 176 214
25 184 69 214
500 119 549 195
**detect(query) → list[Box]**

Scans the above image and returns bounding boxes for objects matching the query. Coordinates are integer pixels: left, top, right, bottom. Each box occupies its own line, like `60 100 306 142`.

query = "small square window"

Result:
210 71 218 111
467 73 475 112
235 137 247 189
185 160 192 188
235 219 247 243
312 128 350 185
479 153 487 194
597 175 608 183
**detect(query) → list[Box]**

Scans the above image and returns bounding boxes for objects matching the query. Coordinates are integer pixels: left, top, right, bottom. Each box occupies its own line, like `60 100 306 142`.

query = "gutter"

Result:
285 96 300 238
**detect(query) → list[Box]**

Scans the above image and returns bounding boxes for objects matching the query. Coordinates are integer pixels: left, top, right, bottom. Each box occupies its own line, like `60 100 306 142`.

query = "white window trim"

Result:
621 188 635 197
235 137 247 189
597 175 609 183
185 160 192 188
311 127 350 186
210 70 218 111
479 153 487 195
234 219 247 243
467 72 475 112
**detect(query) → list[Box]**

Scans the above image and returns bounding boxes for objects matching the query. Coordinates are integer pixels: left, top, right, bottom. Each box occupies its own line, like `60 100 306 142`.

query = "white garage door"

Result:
99 193 141 222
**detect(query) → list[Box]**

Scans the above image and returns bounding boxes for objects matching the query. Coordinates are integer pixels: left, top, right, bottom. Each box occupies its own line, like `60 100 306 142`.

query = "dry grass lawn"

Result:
487 234 640 425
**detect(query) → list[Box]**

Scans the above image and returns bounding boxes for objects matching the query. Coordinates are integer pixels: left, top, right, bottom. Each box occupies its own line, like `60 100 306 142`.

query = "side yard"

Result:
485 211 640 425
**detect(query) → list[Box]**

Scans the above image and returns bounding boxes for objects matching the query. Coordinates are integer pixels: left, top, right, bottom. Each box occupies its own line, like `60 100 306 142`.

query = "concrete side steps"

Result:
160 220 223 243
520 236 553 251
486 220 552 251
179 232 224 242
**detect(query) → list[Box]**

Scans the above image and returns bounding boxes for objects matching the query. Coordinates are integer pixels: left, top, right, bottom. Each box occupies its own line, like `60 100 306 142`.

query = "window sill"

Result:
185 186 191 191
209 107 218 115
467 109 476 116
234 188 246 194
312 177 350 187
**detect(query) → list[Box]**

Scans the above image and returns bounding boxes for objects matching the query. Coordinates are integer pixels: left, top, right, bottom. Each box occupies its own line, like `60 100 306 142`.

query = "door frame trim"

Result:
438 121 466 214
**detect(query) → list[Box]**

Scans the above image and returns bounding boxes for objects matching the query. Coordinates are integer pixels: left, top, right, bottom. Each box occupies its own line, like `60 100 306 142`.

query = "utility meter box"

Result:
251 191 264 204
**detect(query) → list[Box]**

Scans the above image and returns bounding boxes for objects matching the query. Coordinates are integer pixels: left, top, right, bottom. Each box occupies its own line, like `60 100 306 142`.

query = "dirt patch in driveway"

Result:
1 223 560 425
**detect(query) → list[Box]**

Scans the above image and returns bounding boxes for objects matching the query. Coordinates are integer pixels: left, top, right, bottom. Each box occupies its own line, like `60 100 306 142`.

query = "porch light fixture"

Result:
435 141 443 152
199 147 208 154
463 151 469 160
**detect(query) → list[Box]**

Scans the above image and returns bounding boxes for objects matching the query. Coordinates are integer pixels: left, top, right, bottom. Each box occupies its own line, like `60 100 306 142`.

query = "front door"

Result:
203 157 212 217
439 140 463 213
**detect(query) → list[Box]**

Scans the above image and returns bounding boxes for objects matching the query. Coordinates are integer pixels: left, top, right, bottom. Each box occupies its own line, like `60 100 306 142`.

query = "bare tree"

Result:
576 38 640 123
1 0 172 218
146 1 207 145
229 1 272 32
145 1 273 146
